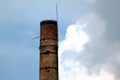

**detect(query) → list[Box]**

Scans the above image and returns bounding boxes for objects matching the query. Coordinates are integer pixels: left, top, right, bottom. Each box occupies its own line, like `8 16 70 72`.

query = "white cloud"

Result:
80 13 106 39
59 62 115 80
59 12 116 80
59 23 89 55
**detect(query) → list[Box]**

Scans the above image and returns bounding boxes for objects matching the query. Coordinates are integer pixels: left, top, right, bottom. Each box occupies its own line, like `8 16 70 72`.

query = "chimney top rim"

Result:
40 20 57 26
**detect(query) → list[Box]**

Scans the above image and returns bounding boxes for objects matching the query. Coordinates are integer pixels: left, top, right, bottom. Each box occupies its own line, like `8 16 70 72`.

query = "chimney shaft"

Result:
40 20 58 80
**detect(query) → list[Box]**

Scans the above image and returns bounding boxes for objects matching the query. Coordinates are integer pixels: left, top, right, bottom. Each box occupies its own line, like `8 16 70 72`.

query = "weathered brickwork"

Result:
40 54 58 68
40 20 58 80
40 39 57 46
40 68 58 80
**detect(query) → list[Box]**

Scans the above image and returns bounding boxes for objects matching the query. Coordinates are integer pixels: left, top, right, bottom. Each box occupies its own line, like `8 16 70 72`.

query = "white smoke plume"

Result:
58 13 117 80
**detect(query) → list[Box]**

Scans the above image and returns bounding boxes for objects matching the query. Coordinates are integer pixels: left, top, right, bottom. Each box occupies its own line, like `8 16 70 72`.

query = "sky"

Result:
0 0 120 80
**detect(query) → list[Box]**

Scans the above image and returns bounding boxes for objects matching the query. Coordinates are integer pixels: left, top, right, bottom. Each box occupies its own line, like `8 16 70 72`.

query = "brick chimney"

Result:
40 20 58 80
